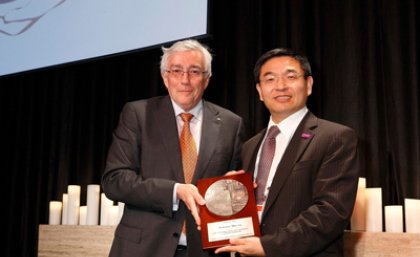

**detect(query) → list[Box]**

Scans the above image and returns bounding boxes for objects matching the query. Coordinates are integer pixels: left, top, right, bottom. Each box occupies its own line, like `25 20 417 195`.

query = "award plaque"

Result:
197 172 260 249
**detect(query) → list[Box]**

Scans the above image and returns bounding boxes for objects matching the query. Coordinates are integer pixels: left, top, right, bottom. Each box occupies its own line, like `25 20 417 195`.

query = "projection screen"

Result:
0 0 208 77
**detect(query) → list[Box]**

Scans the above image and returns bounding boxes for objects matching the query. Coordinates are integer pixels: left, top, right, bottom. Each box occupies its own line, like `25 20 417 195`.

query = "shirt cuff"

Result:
173 183 180 211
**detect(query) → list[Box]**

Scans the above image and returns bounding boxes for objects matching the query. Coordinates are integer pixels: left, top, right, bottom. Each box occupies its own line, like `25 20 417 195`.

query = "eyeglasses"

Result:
260 72 305 85
166 68 207 78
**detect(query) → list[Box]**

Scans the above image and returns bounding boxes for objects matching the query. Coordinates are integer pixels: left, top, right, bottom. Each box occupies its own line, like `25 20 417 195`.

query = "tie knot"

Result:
180 113 194 122
266 126 280 139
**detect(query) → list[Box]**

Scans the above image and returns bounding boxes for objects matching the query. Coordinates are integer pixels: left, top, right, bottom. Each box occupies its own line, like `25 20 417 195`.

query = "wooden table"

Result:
38 225 420 257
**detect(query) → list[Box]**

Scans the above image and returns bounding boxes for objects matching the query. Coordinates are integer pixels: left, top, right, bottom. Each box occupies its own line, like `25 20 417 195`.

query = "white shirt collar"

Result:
171 99 203 121
267 107 308 140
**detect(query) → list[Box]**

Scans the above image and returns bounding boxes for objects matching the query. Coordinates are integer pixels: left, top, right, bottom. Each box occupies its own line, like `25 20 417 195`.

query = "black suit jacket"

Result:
102 95 244 257
242 112 359 257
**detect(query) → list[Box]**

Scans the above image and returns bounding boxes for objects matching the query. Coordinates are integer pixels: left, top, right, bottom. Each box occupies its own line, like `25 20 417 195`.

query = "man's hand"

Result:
225 170 257 188
224 169 246 176
176 183 206 230
214 237 265 256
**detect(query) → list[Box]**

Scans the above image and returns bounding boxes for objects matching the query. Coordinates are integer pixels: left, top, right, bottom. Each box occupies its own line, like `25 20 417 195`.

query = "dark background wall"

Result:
1 1 419 256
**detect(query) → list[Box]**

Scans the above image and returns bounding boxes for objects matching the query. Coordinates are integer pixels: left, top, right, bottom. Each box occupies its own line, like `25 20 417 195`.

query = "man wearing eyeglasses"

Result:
215 48 359 256
102 39 244 257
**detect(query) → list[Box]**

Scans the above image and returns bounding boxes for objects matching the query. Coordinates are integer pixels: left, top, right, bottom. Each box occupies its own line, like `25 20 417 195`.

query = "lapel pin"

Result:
301 132 314 139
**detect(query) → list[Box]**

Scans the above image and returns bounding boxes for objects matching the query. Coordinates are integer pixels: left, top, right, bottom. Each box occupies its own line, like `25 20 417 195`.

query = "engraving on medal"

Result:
204 179 248 216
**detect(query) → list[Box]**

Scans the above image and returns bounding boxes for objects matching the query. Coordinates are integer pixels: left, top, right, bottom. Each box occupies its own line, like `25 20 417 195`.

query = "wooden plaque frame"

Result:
197 172 260 249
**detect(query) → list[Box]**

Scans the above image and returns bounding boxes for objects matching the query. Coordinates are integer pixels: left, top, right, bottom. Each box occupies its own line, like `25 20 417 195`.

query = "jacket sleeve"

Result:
101 102 175 218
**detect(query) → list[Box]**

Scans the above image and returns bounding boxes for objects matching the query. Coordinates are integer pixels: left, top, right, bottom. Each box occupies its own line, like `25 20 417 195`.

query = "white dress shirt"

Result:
254 107 308 220
171 100 204 245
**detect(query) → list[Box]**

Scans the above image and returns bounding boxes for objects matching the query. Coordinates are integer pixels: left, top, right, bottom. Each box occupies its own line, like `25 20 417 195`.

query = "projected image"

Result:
0 0 66 36
0 0 208 77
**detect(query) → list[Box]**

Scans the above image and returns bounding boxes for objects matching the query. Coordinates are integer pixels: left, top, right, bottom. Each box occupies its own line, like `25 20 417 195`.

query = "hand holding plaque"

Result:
197 172 260 249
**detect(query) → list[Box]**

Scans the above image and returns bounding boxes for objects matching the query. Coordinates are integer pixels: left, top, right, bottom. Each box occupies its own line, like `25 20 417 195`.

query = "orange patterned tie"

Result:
180 113 197 184
179 113 198 235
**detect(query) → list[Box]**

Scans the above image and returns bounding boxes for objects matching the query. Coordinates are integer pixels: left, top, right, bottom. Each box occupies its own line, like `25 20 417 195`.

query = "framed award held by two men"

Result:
197 172 260 249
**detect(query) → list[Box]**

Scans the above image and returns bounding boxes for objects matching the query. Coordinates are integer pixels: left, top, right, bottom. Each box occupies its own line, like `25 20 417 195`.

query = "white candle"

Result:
67 185 81 225
49 201 62 225
365 187 382 232
86 184 100 225
405 198 420 233
62 193 68 225
351 177 366 231
385 205 403 232
100 193 114 225
79 206 87 225
107 205 120 225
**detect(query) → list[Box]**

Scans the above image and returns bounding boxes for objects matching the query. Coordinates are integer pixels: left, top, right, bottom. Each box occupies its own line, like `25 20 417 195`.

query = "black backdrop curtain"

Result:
1 1 419 256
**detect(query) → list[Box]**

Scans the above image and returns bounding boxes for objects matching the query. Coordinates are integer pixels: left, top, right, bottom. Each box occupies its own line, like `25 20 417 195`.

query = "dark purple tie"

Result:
255 126 280 204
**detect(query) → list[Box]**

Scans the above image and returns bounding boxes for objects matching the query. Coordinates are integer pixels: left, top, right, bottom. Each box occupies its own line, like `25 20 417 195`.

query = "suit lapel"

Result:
153 96 184 183
243 129 266 174
262 112 318 217
192 101 221 183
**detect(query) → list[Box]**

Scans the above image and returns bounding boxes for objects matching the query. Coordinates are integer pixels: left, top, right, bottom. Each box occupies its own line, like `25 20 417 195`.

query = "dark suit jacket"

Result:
242 112 359 257
102 95 244 257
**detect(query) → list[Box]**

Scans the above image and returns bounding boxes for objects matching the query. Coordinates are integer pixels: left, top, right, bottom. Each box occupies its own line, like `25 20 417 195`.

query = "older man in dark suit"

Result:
216 48 359 257
102 39 244 257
